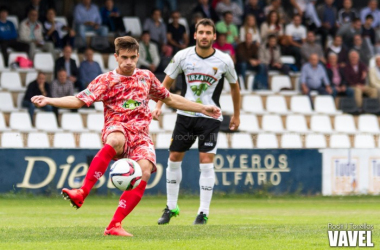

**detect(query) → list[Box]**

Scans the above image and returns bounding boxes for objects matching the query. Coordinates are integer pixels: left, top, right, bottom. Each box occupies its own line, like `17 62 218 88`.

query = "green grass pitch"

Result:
0 195 379 250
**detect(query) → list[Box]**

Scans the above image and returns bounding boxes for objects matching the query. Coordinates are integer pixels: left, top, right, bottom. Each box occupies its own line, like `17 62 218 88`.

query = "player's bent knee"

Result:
199 153 214 164
169 151 185 162
106 134 125 155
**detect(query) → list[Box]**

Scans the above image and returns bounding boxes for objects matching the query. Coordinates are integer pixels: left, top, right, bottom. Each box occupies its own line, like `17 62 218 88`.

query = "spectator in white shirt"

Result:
283 14 306 69
138 31 161 73
239 14 260 44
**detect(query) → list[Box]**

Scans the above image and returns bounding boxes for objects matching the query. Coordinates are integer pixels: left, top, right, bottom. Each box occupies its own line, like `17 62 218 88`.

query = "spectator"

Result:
326 35 348 67
337 17 361 49
290 0 321 29
244 0 266 28
352 34 372 66
259 34 290 75
362 14 376 47
317 0 338 49
100 0 126 36
215 0 243 26
189 12 204 46
192 0 219 22
301 53 332 102
43 8 75 49
213 33 236 62
22 72 53 122
143 9 167 51
0 6 30 67
283 14 306 69
260 10 284 43
73 0 108 46
138 31 160 73
24 0 51 23
54 45 83 91
326 53 354 98
360 0 380 28
369 55 380 91
236 32 268 89
51 68 74 98
156 0 177 13
239 14 261 44
19 9 55 58
167 11 189 54
301 30 326 64
344 50 377 107
264 0 288 24
79 48 103 87
216 11 239 45
337 0 357 27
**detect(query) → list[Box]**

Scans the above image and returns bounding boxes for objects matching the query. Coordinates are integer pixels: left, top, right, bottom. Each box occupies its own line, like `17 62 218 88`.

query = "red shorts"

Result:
102 124 157 173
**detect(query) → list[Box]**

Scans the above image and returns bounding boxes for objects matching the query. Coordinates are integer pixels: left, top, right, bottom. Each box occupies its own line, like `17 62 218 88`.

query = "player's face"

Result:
195 25 216 49
115 49 139 75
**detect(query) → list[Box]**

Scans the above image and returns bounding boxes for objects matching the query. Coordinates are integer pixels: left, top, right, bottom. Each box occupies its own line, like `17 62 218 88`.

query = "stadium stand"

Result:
305 134 327 148
281 134 302 149
217 133 229 149
1 132 23 148
9 112 36 132
231 133 253 148
256 133 278 149
155 133 173 149
35 113 62 132
286 115 309 133
53 132 76 148
61 113 87 132
330 134 351 149
27 132 50 148
354 134 375 149
79 133 102 149
262 114 284 133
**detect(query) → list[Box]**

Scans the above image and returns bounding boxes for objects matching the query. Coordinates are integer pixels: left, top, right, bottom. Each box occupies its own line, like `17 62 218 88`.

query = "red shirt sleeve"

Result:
148 71 170 102
76 74 108 107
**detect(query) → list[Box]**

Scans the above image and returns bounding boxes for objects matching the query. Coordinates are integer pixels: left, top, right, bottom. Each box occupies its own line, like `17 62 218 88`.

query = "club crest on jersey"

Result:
187 73 217 85
122 99 141 110
139 77 147 85
212 67 218 75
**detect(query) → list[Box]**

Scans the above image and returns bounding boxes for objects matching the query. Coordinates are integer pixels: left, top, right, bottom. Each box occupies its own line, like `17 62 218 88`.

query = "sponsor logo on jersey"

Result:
122 99 141 110
212 67 218 75
139 77 147 85
187 73 217 85
83 89 94 98
190 83 209 96
186 63 195 70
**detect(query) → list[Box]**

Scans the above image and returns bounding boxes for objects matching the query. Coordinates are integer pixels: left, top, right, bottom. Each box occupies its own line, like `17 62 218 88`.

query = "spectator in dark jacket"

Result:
326 35 349 68
326 52 354 98
362 14 376 47
79 48 102 87
317 0 338 49
244 0 266 28
100 0 126 35
192 0 219 22
54 45 83 90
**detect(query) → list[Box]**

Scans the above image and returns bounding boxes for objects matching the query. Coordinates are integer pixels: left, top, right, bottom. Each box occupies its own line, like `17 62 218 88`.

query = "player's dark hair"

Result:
114 36 139 54
195 18 216 34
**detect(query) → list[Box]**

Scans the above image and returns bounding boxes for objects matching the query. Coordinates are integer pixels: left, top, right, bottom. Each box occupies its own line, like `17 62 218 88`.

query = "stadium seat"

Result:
231 133 253 148
0 112 10 131
61 113 87 132
35 112 62 132
25 72 38 86
220 94 235 114
162 113 177 131
9 112 36 132
358 114 379 134
266 95 289 114
242 95 265 114
0 92 18 112
93 53 105 72
123 17 142 37
87 113 104 132
238 114 260 133
363 98 380 115
217 133 229 148
0 53 5 70
354 134 375 148
1 132 23 148
305 134 327 148
16 93 25 109
334 114 357 134
7 15 19 29
53 132 76 148
34 53 55 72
54 16 68 26
94 102 104 112
0 72 25 91
310 115 333 133
280 56 295 64
155 132 173 149
8 52 28 66
69 52 80 66
286 115 309 133
330 134 351 148
108 54 118 70
281 134 302 148
149 120 162 133
314 96 342 115
271 75 292 92
339 97 359 114
256 133 278 148
27 132 50 148
262 114 284 133
79 133 102 149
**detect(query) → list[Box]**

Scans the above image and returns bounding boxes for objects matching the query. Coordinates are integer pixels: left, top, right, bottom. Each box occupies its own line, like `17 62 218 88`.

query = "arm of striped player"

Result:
31 95 85 109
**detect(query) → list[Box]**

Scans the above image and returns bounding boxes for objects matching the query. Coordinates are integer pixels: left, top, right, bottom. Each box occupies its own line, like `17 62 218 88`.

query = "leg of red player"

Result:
104 159 153 237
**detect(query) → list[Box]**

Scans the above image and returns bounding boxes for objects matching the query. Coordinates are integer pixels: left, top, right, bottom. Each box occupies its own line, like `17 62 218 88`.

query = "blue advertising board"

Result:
0 149 322 194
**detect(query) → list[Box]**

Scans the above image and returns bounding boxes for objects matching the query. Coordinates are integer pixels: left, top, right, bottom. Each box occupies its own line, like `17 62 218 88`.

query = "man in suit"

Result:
192 0 219 22
54 45 83 91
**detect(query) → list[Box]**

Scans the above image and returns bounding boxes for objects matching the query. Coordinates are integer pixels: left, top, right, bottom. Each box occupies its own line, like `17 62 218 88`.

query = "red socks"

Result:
81 144 116 197
107 180 147 229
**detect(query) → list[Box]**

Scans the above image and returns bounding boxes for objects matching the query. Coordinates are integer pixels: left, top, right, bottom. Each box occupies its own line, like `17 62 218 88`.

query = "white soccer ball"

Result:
110 158 142 191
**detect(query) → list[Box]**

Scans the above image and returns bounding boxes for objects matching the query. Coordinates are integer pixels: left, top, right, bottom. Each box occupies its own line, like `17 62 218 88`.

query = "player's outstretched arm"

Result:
229 82 241 131
162 94 221 119
31 95 85 109
152 75 175 120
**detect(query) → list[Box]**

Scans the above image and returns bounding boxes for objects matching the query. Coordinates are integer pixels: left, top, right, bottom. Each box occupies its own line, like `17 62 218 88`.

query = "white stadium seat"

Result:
34 53 55 72
79 133 102 149
271 75 292 92
54 16 68 26
25 72 38 86
314 96 342 115
281 56 295 64
266 95 289 114
0 112 10 131
70 53 80 66
87 113 104 132
281 134 302 148
217 133 229 148
262 114 284 133
123 17 142 37
0 72 25 91
220 94 234 114
286 115 309 133
8 52 28 66
93 53 105 72
310 115 333 134
238 114 260 133
7 15 19 29
162 113 177 131
155 133 172 149
35 112 62 132
305 134 327 148
354 134 375 149
1 132 23 148
9 112 36 132
108 54 118 70
334 115 357 134
256 133 278 148
0 53 5 69
358 114 379 134
61 113 87 132
94 102 104 112
330 134 351 148
290 96 313 114
149 120 162 133
242 95 265 114
0 92 18 112
231 133 253 148
53 132 76 148
27 132 50 148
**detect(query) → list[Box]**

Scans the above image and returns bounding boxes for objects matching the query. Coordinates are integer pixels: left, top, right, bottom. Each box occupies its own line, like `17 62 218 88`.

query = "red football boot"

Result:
61 188 85 209
104 223 133 237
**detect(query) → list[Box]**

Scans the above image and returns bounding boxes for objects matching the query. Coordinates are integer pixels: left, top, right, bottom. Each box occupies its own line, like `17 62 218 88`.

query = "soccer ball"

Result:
110 158 142 191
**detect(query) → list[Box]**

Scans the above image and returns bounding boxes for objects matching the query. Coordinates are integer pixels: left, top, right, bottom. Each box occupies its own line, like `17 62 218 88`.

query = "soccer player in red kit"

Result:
31 36 221 237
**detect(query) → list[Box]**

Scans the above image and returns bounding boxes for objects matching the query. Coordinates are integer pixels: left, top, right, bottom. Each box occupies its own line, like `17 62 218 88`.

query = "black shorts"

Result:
169 114 221 153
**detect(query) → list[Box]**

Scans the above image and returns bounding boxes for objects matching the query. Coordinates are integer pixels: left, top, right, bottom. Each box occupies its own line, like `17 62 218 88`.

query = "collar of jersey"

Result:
112 68 136 77
194 47 216 59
